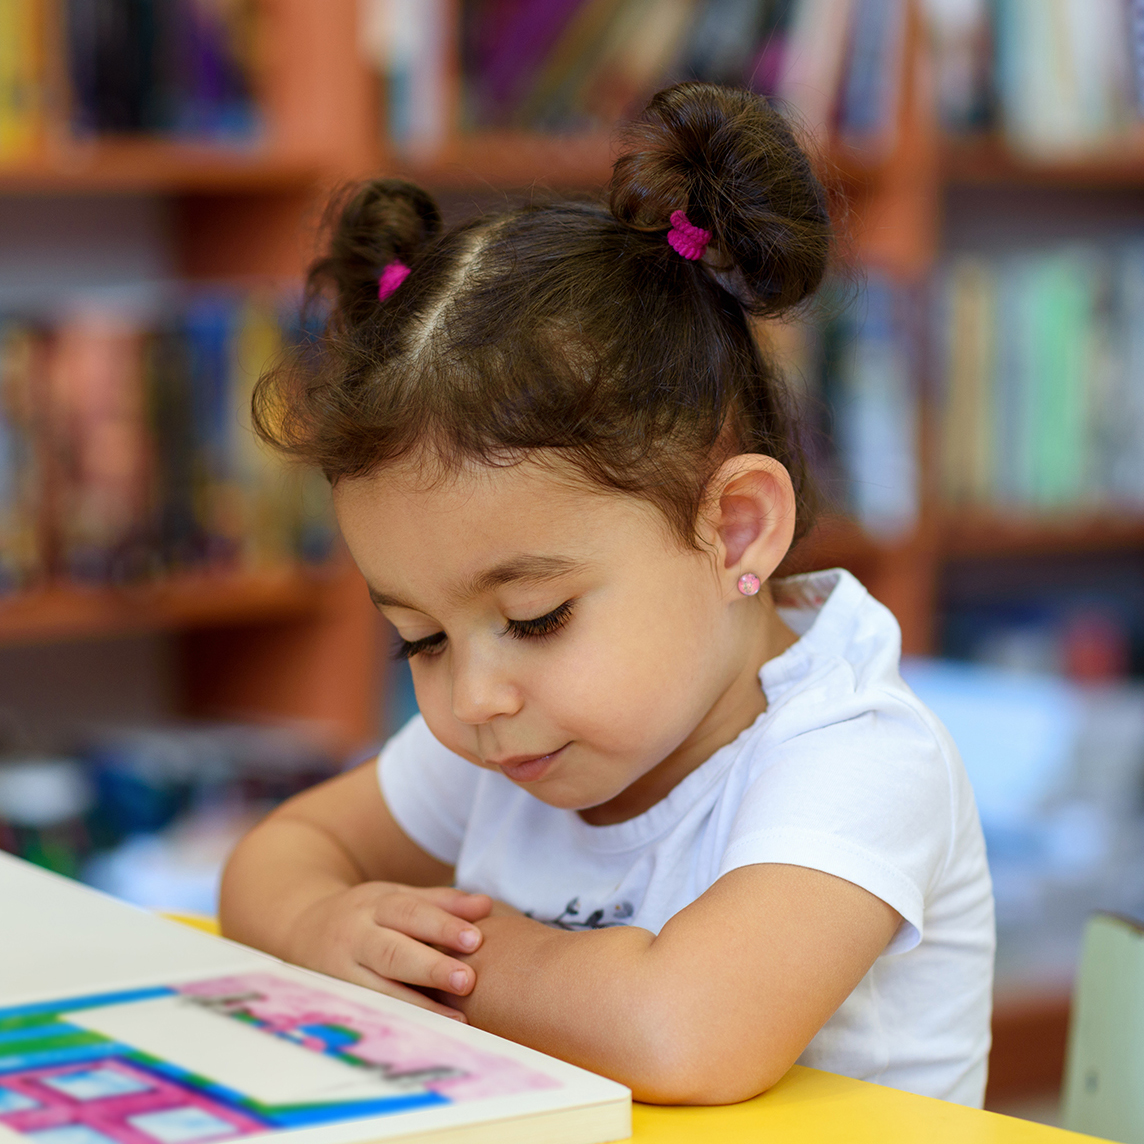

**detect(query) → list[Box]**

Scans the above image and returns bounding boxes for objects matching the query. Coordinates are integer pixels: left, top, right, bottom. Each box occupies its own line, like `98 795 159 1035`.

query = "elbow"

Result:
624 1007 793 1105
630 1059 787 1107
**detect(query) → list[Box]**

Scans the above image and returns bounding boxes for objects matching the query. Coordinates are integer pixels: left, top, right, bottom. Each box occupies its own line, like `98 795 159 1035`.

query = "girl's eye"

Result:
392 600 575 659
503 600 574 641
392 631 446 661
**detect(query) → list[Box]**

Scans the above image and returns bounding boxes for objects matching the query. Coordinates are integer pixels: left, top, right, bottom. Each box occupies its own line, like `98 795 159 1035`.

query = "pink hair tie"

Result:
666 210 711 261
378 261 410 300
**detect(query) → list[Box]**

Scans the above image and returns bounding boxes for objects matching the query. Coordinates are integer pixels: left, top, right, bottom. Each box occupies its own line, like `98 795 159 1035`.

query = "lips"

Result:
487 745 567 783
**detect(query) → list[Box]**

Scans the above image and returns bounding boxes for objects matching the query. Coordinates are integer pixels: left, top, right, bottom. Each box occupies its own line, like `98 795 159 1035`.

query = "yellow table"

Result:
168 916 1098 1143
632 1067 1099 1142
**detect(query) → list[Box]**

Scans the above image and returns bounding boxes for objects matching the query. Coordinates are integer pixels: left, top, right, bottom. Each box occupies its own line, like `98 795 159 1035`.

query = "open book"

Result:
0 853 630 1144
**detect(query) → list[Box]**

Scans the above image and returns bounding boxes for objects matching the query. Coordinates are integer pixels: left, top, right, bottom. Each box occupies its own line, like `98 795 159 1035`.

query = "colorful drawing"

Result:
0 974 558 1144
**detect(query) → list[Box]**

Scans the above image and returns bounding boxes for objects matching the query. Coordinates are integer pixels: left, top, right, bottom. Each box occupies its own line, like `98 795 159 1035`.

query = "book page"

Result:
0 972 558 1144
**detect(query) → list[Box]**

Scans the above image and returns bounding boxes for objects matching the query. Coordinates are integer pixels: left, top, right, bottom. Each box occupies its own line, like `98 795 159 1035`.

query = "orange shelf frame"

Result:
0 140 324 194
943 134 1144 188
0 566 334 648
399 131 883 193
937 511 1144 559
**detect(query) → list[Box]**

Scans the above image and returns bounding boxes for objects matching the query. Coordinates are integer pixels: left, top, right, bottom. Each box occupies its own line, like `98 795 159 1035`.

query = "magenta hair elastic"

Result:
667 210 712 261
378 261 411 300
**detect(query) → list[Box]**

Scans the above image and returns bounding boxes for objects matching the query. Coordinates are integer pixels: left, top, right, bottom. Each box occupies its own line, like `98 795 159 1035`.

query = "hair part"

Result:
253 83 831 550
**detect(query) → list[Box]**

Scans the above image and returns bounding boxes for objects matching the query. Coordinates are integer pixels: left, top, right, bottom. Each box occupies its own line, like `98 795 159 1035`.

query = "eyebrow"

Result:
367 555 584 611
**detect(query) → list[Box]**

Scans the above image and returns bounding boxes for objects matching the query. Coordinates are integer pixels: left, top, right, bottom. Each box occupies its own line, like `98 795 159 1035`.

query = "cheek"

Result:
406 663 473 759
544 590 716 739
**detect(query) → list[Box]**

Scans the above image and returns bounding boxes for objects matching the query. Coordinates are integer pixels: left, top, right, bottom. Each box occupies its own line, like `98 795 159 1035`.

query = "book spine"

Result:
834 276 919 539
777 0 856 140
0 322 49 591
837 0 905 148
373 0 451 156
0 0 44 160
934 241 1144 516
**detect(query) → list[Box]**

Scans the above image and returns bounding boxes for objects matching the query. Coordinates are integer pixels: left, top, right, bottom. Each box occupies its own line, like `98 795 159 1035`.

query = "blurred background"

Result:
2 0 1144 1124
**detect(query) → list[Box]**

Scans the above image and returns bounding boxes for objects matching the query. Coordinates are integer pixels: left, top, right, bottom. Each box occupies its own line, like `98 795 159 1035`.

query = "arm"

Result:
220 762 491 1018
452 863 900 1104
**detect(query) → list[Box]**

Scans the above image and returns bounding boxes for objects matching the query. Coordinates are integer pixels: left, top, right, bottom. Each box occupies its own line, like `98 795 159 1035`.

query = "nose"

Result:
450 645 523 725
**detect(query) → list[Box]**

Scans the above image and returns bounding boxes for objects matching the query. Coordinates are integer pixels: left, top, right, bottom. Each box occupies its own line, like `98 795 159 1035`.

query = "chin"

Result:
529 783 618 813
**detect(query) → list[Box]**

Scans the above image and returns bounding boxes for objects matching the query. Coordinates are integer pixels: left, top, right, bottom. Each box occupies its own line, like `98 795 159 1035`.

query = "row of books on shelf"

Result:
368 0 904 154
0 288 332 595
936 241 1144 515
0 719 336 912
0 0 259 160
775 275 919 540
925 0 1144 155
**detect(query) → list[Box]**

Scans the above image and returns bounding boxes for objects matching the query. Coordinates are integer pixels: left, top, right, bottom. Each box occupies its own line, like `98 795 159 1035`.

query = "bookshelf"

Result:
0 0 384 755
7 0 1144 1106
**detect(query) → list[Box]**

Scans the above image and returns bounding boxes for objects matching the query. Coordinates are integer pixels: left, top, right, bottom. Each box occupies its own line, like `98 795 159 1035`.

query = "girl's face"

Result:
335 456 790 823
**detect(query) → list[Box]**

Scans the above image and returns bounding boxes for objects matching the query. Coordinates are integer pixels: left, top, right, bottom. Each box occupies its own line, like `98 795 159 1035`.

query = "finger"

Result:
373 892 484 954
360 926 476 996
345 964 467 1022
409 887 494 922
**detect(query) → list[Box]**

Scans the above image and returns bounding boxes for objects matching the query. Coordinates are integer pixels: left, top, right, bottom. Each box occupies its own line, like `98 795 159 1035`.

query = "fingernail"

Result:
446 1009 467 1022
449 969 469 992
458 928 480 951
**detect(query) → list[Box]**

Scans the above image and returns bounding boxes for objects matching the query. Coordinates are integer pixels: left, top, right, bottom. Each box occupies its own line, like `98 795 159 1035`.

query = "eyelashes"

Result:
392 631 446 661
502 599 574 641
392 600 575 661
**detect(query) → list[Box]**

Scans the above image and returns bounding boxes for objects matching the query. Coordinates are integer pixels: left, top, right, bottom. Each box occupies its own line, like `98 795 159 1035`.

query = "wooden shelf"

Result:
402 130 616 190
936 511 1144 559
0 140 324 194
943 135 1144 188
0 566 336 648
401 131 882 192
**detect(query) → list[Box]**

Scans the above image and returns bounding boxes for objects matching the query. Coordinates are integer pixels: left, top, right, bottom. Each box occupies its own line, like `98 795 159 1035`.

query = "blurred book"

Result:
923 0 1144 155
936 242 1144 516
0 718 338 910
362 0 910 150
0 321 49 590
920 0 993 133
940 549 1143 679
360 0 450 157
0 287 334 592
778 275 919 539
65 0 260 139
0 0 45 160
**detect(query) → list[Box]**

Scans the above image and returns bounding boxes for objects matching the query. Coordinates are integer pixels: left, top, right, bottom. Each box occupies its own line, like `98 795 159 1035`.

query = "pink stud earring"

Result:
737 572 761 596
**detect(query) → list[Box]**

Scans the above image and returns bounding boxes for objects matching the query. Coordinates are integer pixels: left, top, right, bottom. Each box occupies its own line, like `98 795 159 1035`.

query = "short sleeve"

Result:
718 701 956 954
377 715 481 866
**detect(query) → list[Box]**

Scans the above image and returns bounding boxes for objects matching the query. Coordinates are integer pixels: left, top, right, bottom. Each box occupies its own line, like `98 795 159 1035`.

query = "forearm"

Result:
454 867 903 1104
219 813 363 956
451 916 692 1100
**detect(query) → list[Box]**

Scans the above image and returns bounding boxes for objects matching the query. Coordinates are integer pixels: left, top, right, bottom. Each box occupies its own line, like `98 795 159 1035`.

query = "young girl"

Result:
221 83 994 1108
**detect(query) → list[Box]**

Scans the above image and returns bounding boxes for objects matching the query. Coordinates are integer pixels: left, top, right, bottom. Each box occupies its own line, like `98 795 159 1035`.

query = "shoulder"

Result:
760 569 961 794
718 571 984 948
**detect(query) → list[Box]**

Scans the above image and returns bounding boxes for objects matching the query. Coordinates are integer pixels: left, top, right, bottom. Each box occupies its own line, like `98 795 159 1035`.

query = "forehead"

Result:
333 456 670 591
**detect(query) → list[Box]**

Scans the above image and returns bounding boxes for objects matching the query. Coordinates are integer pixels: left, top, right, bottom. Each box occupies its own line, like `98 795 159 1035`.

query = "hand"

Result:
283 882 493 1020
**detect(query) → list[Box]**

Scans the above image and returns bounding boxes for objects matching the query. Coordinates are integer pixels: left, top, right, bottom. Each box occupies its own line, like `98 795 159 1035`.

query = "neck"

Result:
579 592 799 826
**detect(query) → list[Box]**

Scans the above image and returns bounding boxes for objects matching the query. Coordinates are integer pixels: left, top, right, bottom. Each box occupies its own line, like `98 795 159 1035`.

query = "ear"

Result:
700 455 797 594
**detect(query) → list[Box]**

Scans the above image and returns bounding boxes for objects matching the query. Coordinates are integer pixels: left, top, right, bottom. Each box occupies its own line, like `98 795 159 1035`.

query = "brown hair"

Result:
253 82 831 548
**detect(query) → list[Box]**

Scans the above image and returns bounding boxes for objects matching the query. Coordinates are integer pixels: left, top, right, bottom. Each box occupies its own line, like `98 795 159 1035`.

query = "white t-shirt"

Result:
378 568 995 1106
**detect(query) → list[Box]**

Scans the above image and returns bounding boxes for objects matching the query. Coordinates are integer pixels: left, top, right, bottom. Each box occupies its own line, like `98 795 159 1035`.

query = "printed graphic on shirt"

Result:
528 897 634 931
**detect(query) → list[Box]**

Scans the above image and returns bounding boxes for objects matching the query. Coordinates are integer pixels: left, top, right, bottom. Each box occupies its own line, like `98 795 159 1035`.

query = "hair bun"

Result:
310 179 442 326
609 83 831 314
